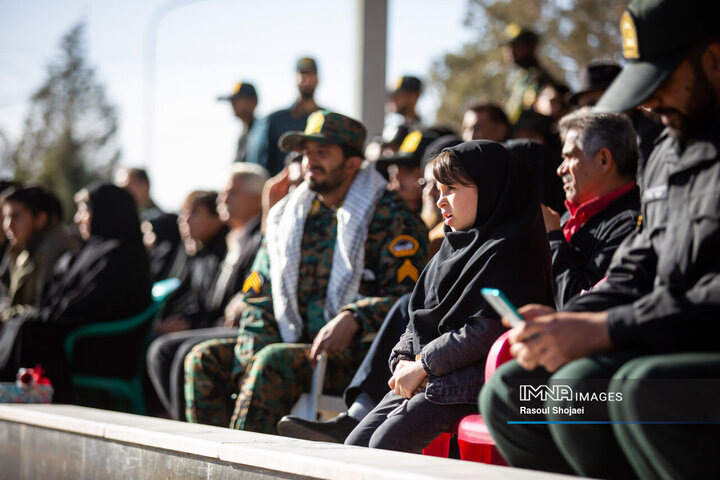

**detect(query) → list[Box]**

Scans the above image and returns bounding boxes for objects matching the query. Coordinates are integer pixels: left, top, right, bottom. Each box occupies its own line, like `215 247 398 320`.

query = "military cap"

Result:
504 24 539 46
567 62 622 105
217 82 257 101
376 127 456 169
296 57 318 73
279 110 366 155
595 0 720 113
389 76 422 95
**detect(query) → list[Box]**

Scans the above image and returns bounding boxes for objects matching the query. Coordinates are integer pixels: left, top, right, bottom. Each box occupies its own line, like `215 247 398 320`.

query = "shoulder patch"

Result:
389 235 419 258
397 260 419 284
242 271 263 295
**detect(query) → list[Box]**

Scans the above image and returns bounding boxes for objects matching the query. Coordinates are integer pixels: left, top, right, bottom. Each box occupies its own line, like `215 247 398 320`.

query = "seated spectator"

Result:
461 101 510 143
1 186 80 317
480 2 720 478
541 108 640 308
277 138 549 444
343 141 554 453
147 163 267 420
115 167 181 281
376 127 456 214
535 82 570 122
154 190 229 336
184 110 427 431
0 184 151 402
0 180 23 296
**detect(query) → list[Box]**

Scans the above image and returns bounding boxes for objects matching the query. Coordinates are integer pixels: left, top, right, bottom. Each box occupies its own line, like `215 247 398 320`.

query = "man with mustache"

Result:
481 0 720 478
185 111 427 433
542 108 641 309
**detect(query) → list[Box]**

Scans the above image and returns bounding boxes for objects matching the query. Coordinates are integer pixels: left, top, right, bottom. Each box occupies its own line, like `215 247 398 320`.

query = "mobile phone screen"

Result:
481 288 524 327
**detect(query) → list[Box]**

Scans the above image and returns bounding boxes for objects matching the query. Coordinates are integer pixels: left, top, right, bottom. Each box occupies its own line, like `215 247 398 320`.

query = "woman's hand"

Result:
388 359 428 398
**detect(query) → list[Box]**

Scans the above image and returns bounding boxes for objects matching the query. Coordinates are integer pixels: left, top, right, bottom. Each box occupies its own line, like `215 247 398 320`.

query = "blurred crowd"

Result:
1 1 719 478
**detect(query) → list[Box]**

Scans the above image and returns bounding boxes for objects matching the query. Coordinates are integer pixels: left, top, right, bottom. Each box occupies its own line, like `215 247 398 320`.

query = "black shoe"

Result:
277 412 359 443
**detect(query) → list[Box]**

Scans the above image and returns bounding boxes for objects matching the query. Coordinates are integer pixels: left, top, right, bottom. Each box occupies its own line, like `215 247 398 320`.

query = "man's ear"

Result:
597 147 615 173
702 42 720 88
345 154 363 174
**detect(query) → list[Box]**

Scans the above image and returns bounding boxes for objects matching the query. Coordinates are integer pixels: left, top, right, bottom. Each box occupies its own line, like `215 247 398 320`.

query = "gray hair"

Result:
229 162 269 195
558 107 638 179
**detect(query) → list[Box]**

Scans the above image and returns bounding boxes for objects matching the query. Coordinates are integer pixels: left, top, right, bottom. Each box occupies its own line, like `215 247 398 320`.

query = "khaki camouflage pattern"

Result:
504 66 551 124
279 110 367 154
184 189 428 431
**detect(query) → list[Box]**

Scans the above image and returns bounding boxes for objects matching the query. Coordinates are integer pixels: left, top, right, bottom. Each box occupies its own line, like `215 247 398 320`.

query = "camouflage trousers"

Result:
184 334 369 433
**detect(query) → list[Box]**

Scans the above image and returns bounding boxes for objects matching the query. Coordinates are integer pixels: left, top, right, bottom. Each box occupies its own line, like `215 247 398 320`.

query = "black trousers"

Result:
345 390 475 454
480 352 720 480
146 326 237 420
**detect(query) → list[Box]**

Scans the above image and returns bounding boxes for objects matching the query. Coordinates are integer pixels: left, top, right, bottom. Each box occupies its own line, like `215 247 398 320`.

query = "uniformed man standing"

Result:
244 57 322 176
185 110 428 433
217 81 259 164
502 26 553 125
481 1 720 478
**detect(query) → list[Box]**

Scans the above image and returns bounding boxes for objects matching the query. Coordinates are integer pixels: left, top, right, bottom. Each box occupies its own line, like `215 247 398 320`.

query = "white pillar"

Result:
354 0 388 140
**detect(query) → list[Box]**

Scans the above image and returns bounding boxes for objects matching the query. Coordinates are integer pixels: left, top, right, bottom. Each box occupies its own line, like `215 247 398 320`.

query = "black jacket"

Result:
550 187 640 309
566 113 720 353
163 225 229 325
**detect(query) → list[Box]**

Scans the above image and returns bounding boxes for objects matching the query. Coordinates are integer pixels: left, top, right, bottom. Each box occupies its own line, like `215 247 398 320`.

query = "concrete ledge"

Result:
0 404 575 479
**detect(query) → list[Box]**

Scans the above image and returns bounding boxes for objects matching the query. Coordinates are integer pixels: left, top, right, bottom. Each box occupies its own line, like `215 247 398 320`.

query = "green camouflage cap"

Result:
279 110 367 154
595 0 720 113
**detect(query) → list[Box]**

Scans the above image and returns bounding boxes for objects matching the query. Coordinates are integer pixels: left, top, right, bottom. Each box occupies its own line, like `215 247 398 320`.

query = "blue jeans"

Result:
345 390 476 453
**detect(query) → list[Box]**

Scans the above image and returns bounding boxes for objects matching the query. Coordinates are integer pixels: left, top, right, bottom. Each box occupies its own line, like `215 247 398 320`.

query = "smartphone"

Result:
481 288 524 327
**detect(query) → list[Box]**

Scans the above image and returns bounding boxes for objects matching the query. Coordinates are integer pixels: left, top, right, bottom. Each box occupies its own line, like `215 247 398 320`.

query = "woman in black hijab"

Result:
345 140 554 453
0 184 152 400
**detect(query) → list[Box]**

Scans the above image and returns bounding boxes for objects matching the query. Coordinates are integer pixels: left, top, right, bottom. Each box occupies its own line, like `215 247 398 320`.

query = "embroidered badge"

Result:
399 130 423 154
397 260 419 284
305 111 325 135
389 235 420 258
620 11 640 59
242 271 262 295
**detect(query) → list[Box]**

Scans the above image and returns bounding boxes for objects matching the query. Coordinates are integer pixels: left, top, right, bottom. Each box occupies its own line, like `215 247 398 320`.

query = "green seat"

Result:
63 278 181 414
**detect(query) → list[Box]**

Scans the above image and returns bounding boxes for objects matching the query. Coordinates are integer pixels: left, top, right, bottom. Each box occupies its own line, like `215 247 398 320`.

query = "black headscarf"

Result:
86 183 145 246
408 140 554 346
0 184 153 390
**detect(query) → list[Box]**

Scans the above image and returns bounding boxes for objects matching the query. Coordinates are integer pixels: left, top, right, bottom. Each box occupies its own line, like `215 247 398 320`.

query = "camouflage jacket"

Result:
238 189 428 342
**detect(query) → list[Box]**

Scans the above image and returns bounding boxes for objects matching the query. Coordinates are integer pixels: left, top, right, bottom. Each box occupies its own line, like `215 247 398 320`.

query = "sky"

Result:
0 0 475 211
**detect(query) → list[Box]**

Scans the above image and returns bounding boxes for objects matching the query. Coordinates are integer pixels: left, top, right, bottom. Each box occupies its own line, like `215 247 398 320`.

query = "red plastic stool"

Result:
456 414 507 465
422 431 454 457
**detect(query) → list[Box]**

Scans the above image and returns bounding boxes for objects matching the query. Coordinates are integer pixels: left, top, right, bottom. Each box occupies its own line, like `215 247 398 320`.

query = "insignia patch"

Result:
636 214 643 228
620 11 639 59
522 87 537 108
389 235 420 258
242 271 262 295
305 111 325 134
399 130 423 154
309 198 321 215
397 259 419 284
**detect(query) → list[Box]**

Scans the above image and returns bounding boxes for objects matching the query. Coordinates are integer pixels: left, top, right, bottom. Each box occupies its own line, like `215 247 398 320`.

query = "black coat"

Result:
550 187 640 309
0 185 152 397
391 141 555 404
566 113 720 353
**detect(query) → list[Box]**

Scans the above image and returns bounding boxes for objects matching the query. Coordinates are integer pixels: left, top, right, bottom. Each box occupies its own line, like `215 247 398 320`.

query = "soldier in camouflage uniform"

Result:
185 110 428 432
